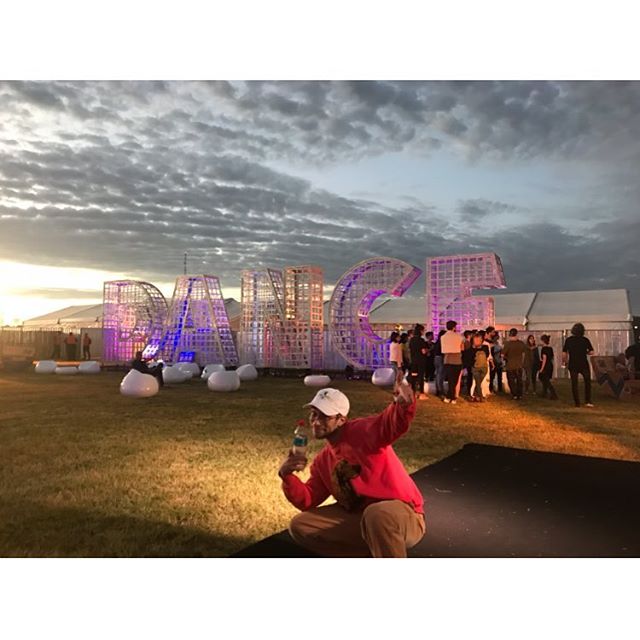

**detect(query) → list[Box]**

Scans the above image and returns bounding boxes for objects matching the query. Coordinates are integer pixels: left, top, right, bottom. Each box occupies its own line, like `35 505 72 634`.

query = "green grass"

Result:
1 370 639 557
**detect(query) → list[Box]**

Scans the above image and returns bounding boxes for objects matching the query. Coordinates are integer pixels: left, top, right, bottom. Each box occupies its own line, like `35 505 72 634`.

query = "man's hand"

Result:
278 451 308 479
393 370 415 405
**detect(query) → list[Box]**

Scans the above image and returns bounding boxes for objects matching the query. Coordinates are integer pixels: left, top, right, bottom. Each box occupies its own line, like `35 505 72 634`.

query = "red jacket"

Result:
281 400 424 515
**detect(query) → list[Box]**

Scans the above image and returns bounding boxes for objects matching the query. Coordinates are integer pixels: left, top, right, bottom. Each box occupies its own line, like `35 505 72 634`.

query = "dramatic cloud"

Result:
457 198 525 224
0 81 638 312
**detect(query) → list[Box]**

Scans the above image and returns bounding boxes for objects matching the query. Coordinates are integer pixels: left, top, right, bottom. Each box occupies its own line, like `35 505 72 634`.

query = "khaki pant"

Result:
289 500 425 558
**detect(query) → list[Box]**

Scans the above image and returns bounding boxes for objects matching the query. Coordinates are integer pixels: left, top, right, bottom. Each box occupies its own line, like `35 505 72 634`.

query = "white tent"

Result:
351 289 633 335
23 299 242 331
22 304 103 329
524 289 632 330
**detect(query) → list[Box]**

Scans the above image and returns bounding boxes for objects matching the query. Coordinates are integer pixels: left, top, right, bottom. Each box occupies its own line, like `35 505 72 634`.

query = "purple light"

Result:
160 275 238 366
102 280 168 364
329 257 422 369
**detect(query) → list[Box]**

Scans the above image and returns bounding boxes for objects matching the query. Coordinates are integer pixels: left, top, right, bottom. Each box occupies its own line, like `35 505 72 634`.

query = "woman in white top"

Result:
388 331 404 374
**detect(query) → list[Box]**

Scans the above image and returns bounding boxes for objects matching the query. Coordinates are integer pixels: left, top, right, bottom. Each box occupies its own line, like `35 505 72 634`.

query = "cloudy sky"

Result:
0 80 639 323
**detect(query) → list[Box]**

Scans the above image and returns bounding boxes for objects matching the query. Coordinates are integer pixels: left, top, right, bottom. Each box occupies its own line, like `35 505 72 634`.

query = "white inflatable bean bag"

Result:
120 369 159 398
207 370 241 392
201 363 225 380
35 360 57 374
78 361 101 374
177 362 200 377
236 364 258 381
304 375 331 387
163 365 190 384
372 367 396 386
55 366 78 375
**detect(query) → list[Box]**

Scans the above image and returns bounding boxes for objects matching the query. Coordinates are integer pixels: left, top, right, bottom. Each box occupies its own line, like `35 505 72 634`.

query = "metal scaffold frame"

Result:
240 269 281 367
426 253 507 335
283 265 324 369
159 275 239 366
329 257 422 369
239 266 324 368
102 280 168 364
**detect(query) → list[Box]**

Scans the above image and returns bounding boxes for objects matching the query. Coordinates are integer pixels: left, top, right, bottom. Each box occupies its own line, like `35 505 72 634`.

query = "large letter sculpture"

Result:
283 265 324 369
426 253 506 335
329 257 422 369
240 266 324 368
159 275 239 366
240 269 285 367
103 280 168 363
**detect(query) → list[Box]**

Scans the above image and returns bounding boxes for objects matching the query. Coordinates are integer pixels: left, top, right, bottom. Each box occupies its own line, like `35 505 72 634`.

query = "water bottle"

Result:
292 419 308 456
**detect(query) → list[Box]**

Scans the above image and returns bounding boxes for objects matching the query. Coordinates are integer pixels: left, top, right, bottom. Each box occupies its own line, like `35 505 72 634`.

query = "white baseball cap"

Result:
304 388 350 417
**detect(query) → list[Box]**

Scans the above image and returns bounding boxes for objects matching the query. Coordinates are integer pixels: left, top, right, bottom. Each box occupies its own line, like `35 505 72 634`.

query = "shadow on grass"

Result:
0 498 252 558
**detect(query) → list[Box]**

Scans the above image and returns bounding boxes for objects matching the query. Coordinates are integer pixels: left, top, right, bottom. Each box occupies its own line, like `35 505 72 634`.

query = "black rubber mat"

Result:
232 443 640 557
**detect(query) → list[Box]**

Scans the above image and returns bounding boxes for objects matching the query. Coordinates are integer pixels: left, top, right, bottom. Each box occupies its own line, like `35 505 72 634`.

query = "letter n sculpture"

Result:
240 266 324 368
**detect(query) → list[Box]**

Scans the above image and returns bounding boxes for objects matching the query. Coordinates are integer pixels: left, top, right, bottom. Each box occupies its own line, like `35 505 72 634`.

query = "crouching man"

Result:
278 379 425 557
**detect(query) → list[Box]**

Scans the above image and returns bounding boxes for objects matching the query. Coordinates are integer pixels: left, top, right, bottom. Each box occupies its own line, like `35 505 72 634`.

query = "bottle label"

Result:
293 435 308 447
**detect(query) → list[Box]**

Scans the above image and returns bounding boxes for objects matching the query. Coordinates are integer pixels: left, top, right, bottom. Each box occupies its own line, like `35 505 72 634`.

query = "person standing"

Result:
388 331 403 375
461 330 475 398
440 320 464 404
523 335 540 394
403 329 413 373
408 324 427 400
433 329 446 397
624 337 640 380
51 330 63 360
486 327 503 394
502 328 527 400
562 322 595 408
470 333 491 402
424 331 435 382
538 334 558 400
64 331 78 360
399 333 410 373
82 332 92 360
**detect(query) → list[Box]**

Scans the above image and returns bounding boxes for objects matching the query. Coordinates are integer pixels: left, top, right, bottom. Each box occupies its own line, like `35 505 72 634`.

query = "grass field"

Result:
1 370 639 557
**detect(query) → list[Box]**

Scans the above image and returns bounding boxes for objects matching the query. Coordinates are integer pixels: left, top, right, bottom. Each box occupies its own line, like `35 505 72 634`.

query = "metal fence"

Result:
0 327 103 361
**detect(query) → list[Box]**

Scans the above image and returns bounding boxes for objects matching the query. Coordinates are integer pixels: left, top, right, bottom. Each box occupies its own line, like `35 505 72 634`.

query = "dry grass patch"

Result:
1 370 638 556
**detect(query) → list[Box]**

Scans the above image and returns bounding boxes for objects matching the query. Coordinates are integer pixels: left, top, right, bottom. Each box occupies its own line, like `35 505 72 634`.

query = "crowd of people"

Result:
387 321 602 408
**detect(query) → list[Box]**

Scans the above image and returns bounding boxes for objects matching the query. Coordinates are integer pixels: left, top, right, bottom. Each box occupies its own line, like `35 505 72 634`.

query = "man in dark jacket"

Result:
408 324 427 400
131 351 164 387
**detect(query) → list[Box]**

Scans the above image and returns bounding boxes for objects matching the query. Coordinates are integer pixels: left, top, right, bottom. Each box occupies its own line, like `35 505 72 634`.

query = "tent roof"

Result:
322 288 632 328
491 293 537 327
368 297 426 325
526 289 631 324
23 299 243 327
23 304 104 327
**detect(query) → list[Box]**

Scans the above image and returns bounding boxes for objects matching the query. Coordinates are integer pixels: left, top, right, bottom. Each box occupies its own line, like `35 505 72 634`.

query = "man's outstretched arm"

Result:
357 377 417 450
